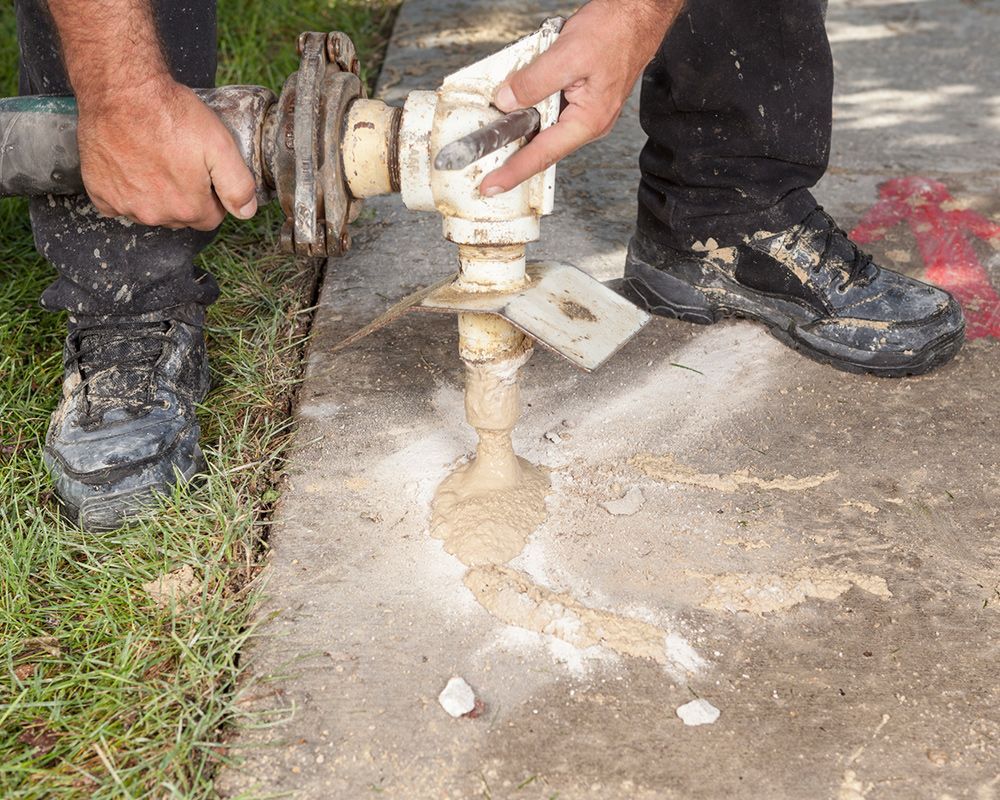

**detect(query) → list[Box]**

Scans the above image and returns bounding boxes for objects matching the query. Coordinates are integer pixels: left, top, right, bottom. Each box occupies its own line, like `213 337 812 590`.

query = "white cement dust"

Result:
693 566 892 615
632 453 839 492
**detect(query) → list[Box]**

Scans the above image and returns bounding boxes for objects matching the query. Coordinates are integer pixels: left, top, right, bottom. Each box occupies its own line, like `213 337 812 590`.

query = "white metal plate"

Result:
416 261 650 371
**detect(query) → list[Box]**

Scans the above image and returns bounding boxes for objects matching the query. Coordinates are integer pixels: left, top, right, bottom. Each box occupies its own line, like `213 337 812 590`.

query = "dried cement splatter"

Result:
631 453 838 493
600 486 645 516
465 564 705 673
843 500 880 515
691 237 737 265
143 565 200 609
693 566 892 615
838 770 871 800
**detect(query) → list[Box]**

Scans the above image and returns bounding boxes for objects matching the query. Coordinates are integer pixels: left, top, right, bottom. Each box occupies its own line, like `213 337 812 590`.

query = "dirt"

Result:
142 565 200 609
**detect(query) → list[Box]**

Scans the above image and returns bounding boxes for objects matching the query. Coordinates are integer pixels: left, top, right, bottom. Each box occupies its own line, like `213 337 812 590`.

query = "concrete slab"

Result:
218 1 1000 797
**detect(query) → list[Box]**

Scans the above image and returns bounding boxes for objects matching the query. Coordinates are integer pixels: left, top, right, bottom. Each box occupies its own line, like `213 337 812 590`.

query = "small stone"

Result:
676 698 720 726
544 430 563 444
438 676 476 718
926 749 949 766
600 487 645 517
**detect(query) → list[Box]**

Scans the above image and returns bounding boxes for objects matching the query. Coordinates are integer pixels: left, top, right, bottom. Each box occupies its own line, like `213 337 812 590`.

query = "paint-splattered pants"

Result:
15 0 220 321
638 0 834 249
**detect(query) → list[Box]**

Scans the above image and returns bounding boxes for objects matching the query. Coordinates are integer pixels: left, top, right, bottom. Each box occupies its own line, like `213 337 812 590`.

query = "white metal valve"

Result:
397 18 563 291
334 18 649 372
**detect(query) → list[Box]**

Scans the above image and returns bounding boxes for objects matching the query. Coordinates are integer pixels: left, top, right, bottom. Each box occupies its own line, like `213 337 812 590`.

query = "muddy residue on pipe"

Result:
430 350 550 566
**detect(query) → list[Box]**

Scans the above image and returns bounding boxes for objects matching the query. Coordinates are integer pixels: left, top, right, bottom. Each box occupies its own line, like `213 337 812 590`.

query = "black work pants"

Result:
637 0 834 249
15 0 220 322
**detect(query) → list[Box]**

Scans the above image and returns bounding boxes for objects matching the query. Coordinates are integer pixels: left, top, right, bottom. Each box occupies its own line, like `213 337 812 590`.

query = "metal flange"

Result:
271 31 363 257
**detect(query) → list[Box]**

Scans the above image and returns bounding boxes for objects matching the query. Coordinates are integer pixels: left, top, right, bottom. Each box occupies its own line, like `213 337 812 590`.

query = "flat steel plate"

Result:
416 261 650 371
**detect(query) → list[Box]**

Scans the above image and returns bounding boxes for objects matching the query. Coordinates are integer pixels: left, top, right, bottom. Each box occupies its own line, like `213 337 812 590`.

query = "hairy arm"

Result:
47 0 257 229
480 0 685 196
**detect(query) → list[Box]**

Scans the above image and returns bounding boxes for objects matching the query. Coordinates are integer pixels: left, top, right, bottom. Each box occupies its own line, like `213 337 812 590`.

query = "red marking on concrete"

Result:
852 176 1000 339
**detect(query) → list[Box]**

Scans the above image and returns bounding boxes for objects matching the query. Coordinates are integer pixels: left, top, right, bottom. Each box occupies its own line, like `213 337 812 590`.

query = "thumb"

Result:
208 131 258 220
495 44 577 112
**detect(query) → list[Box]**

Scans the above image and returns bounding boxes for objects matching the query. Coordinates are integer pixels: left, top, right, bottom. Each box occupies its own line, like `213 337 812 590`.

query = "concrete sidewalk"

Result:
219 1 1000 797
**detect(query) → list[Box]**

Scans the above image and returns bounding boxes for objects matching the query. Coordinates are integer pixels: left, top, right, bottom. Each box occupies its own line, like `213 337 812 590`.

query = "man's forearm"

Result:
45 0 257 228
637 0 686 38
46 0 172 110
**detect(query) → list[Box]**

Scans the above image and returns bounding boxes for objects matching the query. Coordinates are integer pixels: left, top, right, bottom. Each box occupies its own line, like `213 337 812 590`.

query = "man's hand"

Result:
77 79 258 231
48 0 257 230
479 0 684 198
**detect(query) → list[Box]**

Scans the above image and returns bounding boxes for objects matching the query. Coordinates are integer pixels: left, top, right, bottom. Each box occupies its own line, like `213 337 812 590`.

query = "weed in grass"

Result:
0 1 398 797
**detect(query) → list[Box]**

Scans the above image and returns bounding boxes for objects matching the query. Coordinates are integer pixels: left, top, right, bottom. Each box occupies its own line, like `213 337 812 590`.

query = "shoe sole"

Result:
621 256 965 378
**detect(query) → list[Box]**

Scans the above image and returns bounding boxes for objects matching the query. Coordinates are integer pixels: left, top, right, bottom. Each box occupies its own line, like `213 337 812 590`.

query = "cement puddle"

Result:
431 437 548 566
430 351 550 566
431 352 693 671
631 452 839 492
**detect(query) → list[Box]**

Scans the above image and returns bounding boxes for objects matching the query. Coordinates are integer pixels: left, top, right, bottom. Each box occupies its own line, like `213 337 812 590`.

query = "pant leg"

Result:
15 0 221 323
637 0 833 249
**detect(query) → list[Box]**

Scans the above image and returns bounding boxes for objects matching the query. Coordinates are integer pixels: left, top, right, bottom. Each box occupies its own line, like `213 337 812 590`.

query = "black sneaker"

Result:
622 208 965 377
43 307 210 530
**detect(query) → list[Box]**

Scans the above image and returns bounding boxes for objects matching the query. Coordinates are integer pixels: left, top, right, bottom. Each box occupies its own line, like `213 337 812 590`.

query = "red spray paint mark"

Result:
851 176 1000 340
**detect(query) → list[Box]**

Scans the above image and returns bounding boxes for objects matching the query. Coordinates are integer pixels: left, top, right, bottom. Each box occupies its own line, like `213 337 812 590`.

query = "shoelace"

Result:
785 206 878 288
66 320 171 422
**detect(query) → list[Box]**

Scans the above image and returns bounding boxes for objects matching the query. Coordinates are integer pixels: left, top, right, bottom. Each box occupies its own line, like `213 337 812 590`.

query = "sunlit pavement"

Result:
218 2 1000 797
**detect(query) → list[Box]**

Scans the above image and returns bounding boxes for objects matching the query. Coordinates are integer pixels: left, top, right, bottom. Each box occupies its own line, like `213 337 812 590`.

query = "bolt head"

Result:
326 35 341 63
279 219 295 252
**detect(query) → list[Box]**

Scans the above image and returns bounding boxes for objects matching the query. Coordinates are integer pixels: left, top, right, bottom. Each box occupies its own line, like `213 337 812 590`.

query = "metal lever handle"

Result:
433 107 541 171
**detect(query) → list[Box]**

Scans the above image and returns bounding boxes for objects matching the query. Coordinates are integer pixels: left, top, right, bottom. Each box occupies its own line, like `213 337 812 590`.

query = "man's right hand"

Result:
480 0 684 198
77 77 258 231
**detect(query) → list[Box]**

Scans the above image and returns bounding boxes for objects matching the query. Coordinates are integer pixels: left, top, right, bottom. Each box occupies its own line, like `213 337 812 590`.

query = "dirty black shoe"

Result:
622 207 965 377
43 308 210 530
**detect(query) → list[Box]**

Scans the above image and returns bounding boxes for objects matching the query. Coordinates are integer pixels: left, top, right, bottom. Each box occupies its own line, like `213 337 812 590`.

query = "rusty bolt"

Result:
325 35 340 63
296 32 309 56
279 219 295 253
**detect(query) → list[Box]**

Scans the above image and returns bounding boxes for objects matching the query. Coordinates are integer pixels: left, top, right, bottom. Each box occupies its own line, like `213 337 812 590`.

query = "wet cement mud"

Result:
431 347 550 566
430 348 696 671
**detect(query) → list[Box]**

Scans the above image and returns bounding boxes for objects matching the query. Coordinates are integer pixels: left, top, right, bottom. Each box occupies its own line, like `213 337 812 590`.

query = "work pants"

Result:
637 0 834 249
15 0 220 322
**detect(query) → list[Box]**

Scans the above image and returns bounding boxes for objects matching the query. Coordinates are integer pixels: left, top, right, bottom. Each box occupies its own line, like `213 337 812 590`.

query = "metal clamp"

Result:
272 32 363 257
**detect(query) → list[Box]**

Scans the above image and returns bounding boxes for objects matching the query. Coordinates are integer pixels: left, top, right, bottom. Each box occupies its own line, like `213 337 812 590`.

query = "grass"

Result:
0 1 397 797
